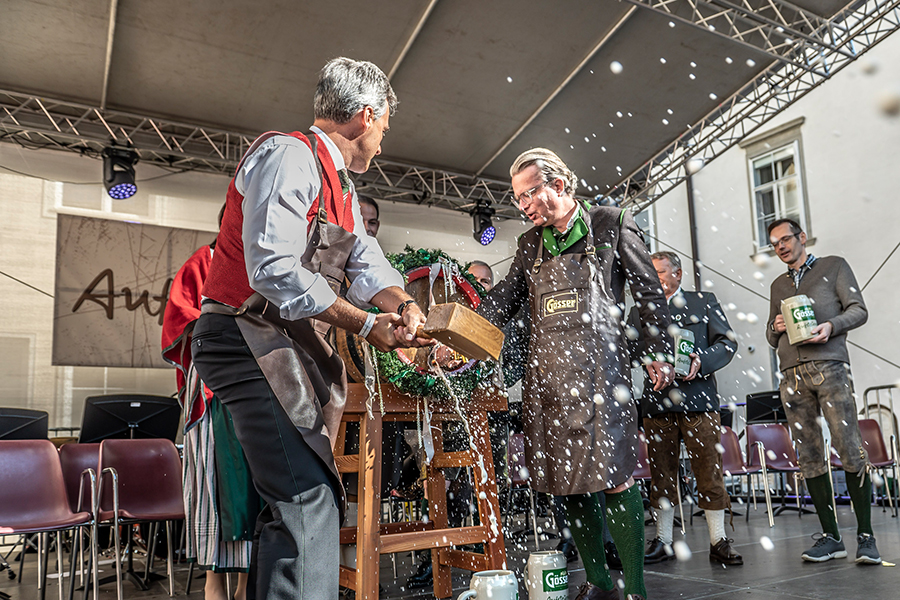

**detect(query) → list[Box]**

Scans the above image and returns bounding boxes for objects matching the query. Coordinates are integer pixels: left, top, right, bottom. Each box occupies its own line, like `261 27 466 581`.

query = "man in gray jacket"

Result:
766 218 880 565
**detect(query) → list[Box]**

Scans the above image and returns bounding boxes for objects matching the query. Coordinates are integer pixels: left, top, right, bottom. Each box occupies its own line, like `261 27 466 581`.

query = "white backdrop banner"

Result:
53 214 216 368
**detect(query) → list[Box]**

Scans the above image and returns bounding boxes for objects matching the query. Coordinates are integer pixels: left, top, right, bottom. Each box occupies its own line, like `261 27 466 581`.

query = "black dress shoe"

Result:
644 537 673 564
605 541 623 570
574 581 620 600
556 537 579 563
406 554 433 589
709 538 743 565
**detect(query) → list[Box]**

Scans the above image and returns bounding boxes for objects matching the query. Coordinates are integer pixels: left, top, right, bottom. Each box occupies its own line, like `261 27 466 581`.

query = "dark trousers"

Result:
192 313 339 600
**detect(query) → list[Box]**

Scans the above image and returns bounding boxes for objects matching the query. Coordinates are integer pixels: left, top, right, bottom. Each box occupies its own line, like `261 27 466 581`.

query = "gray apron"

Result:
522 217 638 495
202 135 356 504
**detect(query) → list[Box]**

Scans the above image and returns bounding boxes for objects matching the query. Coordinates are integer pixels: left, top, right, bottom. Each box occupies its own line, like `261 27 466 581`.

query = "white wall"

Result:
647 31 900 420
0 143 529 430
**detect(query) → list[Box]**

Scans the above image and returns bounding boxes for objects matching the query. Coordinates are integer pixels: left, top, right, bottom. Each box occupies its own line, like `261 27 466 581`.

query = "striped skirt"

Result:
182 393 256 572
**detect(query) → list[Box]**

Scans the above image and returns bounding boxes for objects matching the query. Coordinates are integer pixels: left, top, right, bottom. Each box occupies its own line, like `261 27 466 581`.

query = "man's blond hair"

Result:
509 148 577 197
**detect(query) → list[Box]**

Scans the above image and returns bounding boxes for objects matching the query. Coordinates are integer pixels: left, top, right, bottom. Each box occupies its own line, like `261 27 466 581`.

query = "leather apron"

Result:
522 216 638 495
201 142 356 509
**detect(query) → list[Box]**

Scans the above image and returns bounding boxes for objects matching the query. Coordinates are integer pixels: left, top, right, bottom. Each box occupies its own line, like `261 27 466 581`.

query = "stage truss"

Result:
1 0 898 219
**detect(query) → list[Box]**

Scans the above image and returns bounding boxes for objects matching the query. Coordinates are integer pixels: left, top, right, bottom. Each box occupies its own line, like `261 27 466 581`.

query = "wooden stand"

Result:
336 383 508 599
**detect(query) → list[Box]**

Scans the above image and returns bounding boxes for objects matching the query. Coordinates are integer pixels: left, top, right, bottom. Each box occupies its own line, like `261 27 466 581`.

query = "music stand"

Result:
0 408 49 440
746 391 786 424
78 395 181 443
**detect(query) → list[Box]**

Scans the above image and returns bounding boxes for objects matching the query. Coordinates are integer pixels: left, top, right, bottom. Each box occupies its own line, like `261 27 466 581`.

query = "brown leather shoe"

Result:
574 581 620 600
709 538 743 565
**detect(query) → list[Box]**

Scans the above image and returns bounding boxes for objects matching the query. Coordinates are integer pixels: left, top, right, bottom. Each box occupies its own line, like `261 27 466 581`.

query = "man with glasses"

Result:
766 218 880 565
479 148 673 600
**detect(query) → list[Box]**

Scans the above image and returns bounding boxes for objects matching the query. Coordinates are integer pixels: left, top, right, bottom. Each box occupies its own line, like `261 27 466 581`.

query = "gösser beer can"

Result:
526 550 567 600
673 328 695 377
781 294 817 345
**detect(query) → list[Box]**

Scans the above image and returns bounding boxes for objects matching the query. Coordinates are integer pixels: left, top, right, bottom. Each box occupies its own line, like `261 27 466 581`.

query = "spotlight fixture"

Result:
102 145 139 199
471 202 496 245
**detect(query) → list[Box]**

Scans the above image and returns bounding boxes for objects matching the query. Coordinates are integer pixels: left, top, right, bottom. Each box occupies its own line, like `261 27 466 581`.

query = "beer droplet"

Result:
760 536 775 550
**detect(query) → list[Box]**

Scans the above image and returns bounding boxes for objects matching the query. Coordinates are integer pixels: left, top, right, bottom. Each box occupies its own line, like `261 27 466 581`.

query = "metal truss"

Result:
624 0 856 75
0 90 530 220
613 0 900 213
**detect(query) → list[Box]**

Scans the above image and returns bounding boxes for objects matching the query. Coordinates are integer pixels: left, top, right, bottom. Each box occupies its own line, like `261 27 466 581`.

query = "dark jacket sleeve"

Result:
618 211 672 358
477 237 529 330
698 293 737 377
766 279 784 349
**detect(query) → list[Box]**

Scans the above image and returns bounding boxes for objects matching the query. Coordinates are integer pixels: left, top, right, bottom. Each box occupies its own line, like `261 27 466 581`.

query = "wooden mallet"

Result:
415 303 504 362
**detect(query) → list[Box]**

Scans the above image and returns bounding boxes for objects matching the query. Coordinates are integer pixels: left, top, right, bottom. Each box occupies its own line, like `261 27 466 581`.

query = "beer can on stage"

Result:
782 294 817 345
673 328 695 377
525 551 567 600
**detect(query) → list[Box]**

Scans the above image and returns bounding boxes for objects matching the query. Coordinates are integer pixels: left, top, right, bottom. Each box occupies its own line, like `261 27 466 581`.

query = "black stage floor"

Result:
2 502 898 600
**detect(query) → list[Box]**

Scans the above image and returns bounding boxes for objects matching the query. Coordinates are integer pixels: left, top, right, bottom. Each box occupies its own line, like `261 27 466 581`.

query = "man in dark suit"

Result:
635 251 743 566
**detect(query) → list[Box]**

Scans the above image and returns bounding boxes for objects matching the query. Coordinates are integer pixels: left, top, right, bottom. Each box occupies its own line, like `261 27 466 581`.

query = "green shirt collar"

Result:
541 201 590 256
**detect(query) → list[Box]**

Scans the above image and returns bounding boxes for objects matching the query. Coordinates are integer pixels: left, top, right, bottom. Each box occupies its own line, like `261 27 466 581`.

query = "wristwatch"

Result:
397 299 417 316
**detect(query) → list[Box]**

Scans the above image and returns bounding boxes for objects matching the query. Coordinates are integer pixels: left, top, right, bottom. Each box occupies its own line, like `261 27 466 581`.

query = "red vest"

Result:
202 131 353 308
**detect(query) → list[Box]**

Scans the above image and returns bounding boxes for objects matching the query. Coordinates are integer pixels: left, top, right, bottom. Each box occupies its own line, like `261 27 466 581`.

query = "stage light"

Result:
472 202 496 245
103 146 139 199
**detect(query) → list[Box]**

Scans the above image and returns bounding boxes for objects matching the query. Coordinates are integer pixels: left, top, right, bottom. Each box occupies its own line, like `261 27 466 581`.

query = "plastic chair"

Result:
831 419 898 517
97 439 185 599
746 423 808 519
720 426 773 525
505 433 540 549
58 443 100 599
0 440 96 600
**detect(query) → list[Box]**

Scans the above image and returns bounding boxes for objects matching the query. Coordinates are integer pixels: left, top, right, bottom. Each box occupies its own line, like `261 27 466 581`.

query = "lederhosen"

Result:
523 214 638 495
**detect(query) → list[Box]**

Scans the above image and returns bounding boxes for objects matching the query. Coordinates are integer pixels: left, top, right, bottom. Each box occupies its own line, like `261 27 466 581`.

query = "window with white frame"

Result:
740 117 809 251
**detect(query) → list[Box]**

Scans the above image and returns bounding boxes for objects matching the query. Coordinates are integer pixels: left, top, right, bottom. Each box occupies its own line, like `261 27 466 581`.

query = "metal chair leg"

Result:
165 521 175 597
56 531 64 600
756 442 774 527
528 488 539 550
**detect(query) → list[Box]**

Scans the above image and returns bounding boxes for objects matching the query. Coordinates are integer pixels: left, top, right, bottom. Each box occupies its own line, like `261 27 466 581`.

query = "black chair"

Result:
746 391 786 424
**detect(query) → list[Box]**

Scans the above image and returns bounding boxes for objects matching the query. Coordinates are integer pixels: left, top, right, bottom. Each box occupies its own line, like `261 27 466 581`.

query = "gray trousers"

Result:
192 313 339 600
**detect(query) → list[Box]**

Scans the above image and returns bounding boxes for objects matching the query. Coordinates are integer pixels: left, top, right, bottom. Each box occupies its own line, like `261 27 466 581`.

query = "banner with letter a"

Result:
53 214 215 368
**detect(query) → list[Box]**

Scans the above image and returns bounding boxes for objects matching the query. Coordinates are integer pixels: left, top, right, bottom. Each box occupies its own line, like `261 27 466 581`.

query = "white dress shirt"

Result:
235 126 403 321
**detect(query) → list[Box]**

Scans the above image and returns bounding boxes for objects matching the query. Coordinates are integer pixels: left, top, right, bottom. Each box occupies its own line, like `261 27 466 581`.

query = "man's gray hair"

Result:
314 57 398 124
651 251 682 270
509 148 578 196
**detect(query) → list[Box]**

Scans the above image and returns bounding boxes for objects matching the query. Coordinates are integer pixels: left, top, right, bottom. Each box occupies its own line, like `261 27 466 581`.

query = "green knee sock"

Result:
845 470 873 536
605 485 646 600
562 494 613 592
805 474 840 539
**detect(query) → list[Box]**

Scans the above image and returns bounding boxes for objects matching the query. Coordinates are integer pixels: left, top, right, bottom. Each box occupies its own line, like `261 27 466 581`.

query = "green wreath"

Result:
371 246 496 400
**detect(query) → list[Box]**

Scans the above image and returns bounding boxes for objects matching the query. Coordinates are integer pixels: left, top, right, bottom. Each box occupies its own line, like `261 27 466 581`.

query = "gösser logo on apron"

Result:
541 290 579 318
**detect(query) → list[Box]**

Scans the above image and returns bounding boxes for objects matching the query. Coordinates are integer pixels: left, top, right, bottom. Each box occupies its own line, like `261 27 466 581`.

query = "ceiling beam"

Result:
100 0 119 111
623 0 856 76
388 0 440 79
610 0 900 212
474 5 639 176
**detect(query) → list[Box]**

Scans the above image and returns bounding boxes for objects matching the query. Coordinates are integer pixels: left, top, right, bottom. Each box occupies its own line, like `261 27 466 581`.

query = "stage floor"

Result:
3 502 898 599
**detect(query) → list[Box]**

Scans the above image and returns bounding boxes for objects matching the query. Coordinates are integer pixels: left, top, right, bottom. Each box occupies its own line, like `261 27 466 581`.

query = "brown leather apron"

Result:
522 217 638 495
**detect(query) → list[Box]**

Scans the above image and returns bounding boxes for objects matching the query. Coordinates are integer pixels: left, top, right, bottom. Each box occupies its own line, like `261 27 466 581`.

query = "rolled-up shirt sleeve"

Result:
237 136 337 320
236 133 404 320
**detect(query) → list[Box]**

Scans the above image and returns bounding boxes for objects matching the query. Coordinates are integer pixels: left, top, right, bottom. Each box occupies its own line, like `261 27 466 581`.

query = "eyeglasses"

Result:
770 233 799 248
514 180 550 207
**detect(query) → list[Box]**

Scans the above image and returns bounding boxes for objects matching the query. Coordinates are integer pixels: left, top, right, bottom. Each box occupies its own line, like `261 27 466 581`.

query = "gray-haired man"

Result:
191 58 432 600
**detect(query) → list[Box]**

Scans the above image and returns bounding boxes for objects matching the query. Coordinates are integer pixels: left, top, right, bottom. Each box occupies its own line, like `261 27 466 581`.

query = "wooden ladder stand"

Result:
335 383 508 599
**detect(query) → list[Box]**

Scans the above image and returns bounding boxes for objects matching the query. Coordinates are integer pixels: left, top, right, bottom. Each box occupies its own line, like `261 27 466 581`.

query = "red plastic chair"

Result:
831 419 897 516
633 433 651 481
505 433 540 549
0 440 95 600
746 423 806 519
720 426 772 525
97 439 185 599
58 443 101 600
